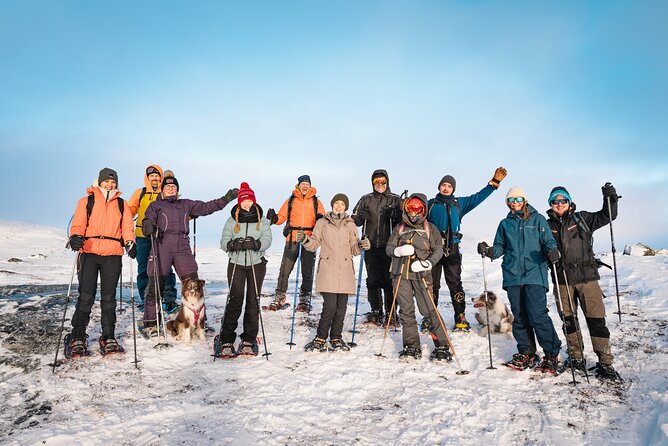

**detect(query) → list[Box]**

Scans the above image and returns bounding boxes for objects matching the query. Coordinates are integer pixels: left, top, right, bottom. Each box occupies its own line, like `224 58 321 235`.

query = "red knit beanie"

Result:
237 182 256 204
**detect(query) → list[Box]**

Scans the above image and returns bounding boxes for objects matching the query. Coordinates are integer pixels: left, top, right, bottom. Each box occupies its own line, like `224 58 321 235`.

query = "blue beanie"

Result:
548 186 571 205
297 175 311 185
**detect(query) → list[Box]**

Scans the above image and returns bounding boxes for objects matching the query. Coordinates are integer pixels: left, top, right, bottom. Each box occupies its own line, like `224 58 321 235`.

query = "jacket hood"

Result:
402 193 428 227
144 164 164 191
371 169 392 193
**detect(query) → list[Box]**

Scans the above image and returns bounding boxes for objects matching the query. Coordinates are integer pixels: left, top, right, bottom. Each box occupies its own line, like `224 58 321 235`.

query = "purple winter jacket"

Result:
142 195 231 241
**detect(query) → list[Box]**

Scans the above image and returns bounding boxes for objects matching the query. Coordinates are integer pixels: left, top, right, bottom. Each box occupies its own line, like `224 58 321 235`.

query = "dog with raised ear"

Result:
472 291 513 336
166 277 206 342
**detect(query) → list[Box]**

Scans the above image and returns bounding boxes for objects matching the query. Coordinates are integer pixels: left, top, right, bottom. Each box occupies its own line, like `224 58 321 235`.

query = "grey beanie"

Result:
98 168 118 186
438 175 456 192
331 193 349 211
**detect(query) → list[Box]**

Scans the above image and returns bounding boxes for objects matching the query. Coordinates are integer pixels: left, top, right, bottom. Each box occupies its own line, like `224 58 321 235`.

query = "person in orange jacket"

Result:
66 168 136 358
265 175 326 312
127 164 177 312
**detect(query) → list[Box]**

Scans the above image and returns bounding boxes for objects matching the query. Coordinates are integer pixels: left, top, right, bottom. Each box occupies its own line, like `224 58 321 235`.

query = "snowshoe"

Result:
538 355 563 375
591 362 622 382
163 301 179 315
399 346 422 361
263 294 289 311
364 311 382 325
430 346 453 362
296 300 312 313
63 334 91 359
420 317 431 333
213 335 237 359
563 357 587 374
99 337 125 356
503 352 541 371
304 337 328 352
453 314 471 332
329 338 351 352
237 338 259 356
138 320 160 339
383 313 400 329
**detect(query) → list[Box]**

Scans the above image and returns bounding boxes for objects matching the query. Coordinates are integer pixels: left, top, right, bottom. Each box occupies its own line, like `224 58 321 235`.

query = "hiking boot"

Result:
507 352 539 370
237 338 259 356
383 313 400 328
304 337 328 352
420 317 431 333
564 356 587 374
64 333 91 359
399 346 422 361
267 293 287 311
99 337 124 355
163 301 179 314
539 355 562 375
430 346 453 362
454 314 471 332
364 310 382 325
329 338 351 352
592 362 622 381
213 335 237 359
296 300 312 313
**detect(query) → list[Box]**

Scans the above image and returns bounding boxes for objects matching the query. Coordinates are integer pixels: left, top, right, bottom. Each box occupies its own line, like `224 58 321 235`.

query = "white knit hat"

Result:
505 186 526 201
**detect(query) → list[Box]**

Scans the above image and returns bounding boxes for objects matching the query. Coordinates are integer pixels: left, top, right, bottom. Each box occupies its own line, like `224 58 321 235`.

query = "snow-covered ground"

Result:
0 220 667 445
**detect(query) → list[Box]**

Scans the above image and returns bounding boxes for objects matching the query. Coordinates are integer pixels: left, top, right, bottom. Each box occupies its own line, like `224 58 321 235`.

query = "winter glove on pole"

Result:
227 238 245 252
266 208 278 225
125 241 137 259
411 260 432 272
223 188 240 205
143 220 157 237
359 237 371 251
294 230 306 243
393 244 415 257
68 235 84 251
546 249 561 265
489 167 508 188
602 183 618 203
477 241 493 259
242 236 261 251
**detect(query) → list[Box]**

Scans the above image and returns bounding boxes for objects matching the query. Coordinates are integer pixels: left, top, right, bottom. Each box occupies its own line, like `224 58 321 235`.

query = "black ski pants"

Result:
316 293 348 340
364 247 394 314
220 260 266 344
431 244 466 321
275 241 315 297
71 253 122 340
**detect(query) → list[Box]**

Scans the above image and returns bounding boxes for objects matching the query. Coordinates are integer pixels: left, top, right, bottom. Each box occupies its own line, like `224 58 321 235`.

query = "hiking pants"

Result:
431 244 466 322
220 261 266 344
317 293 349 340
395 274 447 349
275 241 316 296
506 284 562 357
364 246 394 315
136 236 177 304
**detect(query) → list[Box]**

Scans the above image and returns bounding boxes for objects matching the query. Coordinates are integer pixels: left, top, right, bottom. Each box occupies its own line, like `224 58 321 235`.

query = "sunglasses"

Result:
373 178 387 186
550 199 570 206
507 197 525 203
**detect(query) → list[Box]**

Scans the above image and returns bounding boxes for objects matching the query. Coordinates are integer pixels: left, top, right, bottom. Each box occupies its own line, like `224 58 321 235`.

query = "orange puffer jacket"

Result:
276 186 326 240
70 186 136 256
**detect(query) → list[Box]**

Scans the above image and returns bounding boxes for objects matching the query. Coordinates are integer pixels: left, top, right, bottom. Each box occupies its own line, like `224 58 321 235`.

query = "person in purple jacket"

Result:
142 175 238 329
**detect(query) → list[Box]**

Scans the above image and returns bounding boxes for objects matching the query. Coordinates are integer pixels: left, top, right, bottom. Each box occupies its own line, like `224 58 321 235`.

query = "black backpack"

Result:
83 193 125 246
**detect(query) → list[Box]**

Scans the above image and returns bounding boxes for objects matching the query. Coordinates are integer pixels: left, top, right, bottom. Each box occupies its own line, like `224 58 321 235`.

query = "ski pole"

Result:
376 258 405 358
193 217 197 260
251 261 271 360
561 270 590 384
348 249 365 348
52 252 79 373
150 234 171 349
550 263 577 385
118 261 125 313
214 256 238 362
481 255 496 370
605 188 622 322
421 275 469 375
129 258 139 369
287 242 302 350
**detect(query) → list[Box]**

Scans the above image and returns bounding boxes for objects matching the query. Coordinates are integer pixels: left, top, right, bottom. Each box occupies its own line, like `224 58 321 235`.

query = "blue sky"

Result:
1 1 666 250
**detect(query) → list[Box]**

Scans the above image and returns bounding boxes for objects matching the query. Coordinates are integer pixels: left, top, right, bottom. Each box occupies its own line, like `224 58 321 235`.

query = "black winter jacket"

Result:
546 198 618 285
352 169 403 248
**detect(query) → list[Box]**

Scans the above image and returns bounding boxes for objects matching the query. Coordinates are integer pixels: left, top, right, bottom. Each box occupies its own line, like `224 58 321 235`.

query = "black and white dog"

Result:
471 291 513 336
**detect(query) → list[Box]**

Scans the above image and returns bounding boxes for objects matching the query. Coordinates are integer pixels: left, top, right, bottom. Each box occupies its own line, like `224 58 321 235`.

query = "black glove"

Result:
227 238 245 252
143 220 157 237
125 241 137 259
223 188 239 204
68 235 84 251
266 208 278 225
242 236 261 251
546 249 561 265
477 241 493 258
355 207 372 221
602 183 618 203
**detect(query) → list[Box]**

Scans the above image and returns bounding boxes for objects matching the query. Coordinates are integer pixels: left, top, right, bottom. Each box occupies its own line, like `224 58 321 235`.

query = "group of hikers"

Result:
64 164 621 381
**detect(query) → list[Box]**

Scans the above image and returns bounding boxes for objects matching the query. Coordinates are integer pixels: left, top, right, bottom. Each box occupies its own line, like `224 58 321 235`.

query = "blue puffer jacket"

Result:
490 204 557 290
427 184 495 246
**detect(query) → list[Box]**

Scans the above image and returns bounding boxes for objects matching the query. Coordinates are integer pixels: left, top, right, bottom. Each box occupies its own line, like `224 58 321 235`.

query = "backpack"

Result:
572 212 610 270
282 194 319 239
84 193 125 246
427 197 461 249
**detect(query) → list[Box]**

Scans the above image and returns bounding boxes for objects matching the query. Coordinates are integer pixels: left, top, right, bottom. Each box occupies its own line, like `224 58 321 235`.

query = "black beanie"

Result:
438 175 456 192
162 176 179 191
98 168 118 186
331 193 349 211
